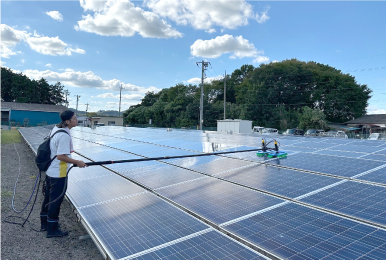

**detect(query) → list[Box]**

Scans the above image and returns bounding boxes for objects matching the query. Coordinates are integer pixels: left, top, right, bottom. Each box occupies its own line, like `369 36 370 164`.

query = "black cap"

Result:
60 110 75 121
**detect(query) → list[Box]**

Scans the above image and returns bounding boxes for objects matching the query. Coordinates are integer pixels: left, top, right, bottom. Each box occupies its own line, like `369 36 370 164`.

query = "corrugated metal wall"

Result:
10 110 60 126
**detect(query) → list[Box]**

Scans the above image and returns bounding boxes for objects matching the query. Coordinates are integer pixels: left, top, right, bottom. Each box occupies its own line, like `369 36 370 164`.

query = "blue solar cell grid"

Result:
157 177 283 224
357 166 386 185
134 230 267 260
67 174 147 208
79 192 209 259
300 181 386 226
217 164 340 198
118 163 205 189
225 203 386 259
170 155 256 175
268 153 385 177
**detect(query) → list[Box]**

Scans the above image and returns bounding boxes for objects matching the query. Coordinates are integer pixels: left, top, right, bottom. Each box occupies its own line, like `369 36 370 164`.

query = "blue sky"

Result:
1 0 385 114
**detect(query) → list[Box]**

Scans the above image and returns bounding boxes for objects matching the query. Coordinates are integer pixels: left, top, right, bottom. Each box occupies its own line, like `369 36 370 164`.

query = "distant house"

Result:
90 116 123 127
1 102 67 127
77 116 90 127
345 114 386 134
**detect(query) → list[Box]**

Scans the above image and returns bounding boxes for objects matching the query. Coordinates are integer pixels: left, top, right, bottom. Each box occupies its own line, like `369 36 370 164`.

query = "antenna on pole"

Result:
196 60 210 130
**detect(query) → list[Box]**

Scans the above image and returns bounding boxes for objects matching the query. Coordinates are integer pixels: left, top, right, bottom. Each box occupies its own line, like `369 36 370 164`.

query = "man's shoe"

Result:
46 220 68 238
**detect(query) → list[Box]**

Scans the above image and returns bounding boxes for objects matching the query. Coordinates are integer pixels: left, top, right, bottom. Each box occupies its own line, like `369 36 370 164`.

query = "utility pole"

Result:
85 103 89 127
64 90 70 107
196 60 210 130
75 95 80 115
119 84 124 117
224 71 226 120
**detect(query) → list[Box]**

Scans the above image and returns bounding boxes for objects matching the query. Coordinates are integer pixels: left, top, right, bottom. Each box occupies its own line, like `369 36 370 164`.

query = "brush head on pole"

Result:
256 150 269 157
267 151 288 158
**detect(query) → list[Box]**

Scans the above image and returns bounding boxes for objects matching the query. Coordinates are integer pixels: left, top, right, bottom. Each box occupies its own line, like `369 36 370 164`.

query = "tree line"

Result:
1 67 66 105
123 59 372 130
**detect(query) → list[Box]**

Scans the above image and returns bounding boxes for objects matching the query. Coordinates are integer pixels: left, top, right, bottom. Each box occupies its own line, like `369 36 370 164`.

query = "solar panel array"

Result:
19 126 386 260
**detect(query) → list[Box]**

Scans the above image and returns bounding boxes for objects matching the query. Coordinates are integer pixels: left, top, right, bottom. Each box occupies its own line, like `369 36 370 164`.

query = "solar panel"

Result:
132 230 268 260
67 174 147 208
18 126 386 259
216 164 340 198
314 149 367 158
361 154 386 162
156 177 283 224
332 144 385 153
267 153 385 177
78 192 209 259
170 155 256 175
300 181 386 226
115 163 205 189
224 203 386 259
357 166 386 185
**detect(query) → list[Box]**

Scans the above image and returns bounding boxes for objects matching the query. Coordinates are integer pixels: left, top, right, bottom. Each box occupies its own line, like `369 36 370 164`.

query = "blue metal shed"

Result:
1 102 67 127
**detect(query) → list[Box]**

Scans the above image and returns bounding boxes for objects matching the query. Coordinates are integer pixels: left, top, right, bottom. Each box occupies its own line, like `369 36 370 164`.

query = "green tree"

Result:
298 107 328 130
1 67 66 105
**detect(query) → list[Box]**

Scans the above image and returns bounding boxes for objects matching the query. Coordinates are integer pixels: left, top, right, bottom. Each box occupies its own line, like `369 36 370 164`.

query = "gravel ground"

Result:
1 138 103 260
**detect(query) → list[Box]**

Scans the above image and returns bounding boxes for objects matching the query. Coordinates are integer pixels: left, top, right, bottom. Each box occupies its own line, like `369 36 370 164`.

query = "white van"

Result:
253 126 264 134
368 133 386 140
262 128 278 135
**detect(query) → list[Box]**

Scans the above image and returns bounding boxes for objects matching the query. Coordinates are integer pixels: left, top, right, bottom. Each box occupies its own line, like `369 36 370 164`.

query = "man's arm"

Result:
57 154 88 168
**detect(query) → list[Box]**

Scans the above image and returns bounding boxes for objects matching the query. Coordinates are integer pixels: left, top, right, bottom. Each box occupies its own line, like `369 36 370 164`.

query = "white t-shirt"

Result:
46 126 73 178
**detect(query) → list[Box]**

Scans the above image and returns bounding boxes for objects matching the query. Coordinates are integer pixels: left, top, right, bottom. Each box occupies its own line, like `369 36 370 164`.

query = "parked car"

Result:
262 128 278 135
368 133 386 140
322 131 348 138
253 126 264 134
284 128 304 136
305 129 324 136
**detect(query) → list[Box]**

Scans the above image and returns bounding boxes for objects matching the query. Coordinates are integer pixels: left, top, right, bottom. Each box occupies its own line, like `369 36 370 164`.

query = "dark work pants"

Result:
41 176 67 221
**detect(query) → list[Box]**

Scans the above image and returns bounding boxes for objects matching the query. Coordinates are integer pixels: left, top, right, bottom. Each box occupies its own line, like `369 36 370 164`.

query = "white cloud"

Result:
46 11 63 22
191 34 268 63
187 75 224 84
46 63 52 67
255 7 270 24
146 0 269 30
76 0 182 38
253 56 269 63
97 93 143 100
1 24 27 58
1 23 85 57
97 93 115 99
367 105 386 115
205 28 216 34
26 36 86 56
80 0 108 12
23 68 161 93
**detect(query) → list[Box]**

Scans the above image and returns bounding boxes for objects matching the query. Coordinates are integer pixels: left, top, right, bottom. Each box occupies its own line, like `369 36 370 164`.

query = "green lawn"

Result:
1 130 21 144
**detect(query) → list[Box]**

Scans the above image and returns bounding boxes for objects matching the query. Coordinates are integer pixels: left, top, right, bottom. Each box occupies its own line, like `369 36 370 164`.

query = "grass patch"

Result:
1 190 13 197
1 130 21 144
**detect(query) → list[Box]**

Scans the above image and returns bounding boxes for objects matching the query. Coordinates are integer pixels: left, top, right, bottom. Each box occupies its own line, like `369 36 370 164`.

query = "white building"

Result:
217 119 252 134
90 116 123 126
